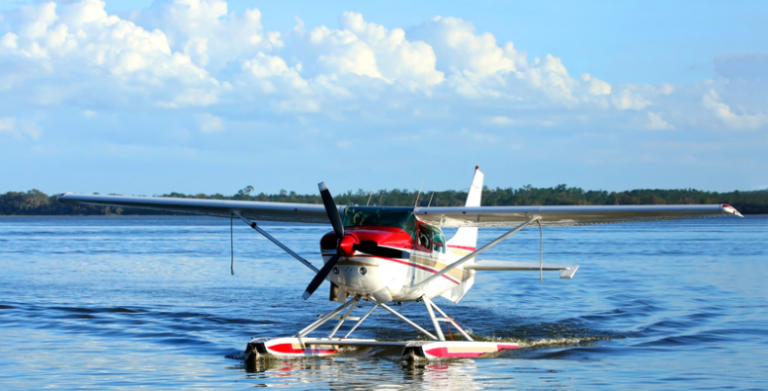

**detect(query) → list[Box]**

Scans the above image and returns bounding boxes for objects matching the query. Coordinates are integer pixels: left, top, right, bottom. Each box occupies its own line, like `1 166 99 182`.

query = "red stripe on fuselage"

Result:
447 244 476 252
352 254 461 285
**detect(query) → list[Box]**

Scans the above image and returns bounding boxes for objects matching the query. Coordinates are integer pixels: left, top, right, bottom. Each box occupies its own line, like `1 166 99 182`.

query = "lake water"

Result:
0 215 766 390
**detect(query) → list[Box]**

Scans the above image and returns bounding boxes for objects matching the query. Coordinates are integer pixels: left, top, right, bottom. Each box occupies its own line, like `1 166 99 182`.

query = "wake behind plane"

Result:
57 167 743 360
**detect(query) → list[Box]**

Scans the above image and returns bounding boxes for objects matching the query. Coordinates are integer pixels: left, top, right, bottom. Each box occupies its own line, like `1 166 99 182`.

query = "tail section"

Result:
441 167 483 303
446 167 482 252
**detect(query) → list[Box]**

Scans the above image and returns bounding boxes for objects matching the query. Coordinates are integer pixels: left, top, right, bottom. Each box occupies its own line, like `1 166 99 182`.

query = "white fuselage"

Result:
322 239 475 303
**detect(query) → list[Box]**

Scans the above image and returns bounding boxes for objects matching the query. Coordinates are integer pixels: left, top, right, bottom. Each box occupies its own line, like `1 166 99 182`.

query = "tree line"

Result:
1 185 767 216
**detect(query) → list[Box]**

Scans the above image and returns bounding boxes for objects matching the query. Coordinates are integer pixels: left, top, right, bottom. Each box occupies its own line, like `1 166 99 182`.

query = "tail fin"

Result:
446 167 483 252
441 167 483 303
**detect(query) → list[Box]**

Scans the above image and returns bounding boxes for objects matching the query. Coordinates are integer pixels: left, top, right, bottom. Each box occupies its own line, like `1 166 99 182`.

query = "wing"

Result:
57 193 332 224
414 204 743 227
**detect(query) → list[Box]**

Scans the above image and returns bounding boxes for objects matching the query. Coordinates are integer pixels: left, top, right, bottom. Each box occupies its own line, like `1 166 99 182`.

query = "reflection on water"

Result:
241 356 577 390
242 357 542 390
1 216 767 389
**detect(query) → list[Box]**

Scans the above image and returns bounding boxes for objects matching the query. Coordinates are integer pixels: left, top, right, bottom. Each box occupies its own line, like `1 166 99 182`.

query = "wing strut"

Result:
232 211 320 274
413 215 542 289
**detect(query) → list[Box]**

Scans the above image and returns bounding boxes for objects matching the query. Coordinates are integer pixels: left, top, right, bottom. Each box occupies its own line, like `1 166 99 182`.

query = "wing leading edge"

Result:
57 193 332 224
58 193 743 227
415 204 742 227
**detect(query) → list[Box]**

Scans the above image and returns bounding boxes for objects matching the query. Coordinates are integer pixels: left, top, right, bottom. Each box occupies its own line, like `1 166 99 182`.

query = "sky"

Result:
1 0 767 196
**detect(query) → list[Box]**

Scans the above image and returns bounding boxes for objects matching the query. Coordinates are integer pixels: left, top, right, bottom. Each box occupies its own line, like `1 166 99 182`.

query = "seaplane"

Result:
57 167 743 361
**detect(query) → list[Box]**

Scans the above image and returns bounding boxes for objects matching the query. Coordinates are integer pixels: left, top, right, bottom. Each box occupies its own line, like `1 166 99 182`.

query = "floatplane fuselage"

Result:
321 211 477 304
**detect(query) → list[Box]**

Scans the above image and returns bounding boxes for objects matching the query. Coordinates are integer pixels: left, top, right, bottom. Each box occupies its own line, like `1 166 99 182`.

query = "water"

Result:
0 216 766 390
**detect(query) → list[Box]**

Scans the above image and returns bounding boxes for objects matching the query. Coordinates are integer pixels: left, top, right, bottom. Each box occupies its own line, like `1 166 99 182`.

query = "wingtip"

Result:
722 204 744 218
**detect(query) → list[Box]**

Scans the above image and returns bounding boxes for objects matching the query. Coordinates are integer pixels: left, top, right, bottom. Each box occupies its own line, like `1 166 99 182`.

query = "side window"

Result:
418 224 431 251
428 225 446 253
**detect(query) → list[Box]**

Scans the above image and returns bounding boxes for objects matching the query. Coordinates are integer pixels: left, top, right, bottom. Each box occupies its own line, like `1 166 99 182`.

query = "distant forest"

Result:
2 185 767 216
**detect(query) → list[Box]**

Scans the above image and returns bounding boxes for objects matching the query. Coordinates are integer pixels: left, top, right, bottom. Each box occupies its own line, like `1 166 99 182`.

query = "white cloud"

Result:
484 116 554 127
611 85 651 110
0 0 763 134
408 17 618 105
0 117 42 140
702 89 768 130
646 112 675 130
133 0 282 71
0 0 222 108
581 73 611 96
291 12 446 93
241 52 308 95
337 12 445 89
197 113 224 133
0 32 18 49
659 83 674 95
410 16 517 76
310 26 384 80
487 116 517 126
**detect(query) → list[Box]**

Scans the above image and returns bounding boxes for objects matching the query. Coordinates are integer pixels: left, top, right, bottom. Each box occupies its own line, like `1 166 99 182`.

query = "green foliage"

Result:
1 186 767 216
0 190 162 216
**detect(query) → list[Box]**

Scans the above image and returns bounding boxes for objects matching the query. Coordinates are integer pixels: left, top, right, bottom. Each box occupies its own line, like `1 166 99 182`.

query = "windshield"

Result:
342 207 417 235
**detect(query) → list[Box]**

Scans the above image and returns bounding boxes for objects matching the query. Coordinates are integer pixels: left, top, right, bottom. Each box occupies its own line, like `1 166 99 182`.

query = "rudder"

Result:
441 167 483 303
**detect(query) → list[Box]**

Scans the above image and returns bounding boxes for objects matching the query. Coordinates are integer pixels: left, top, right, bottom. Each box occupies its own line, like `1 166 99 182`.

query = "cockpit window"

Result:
342 207 417 235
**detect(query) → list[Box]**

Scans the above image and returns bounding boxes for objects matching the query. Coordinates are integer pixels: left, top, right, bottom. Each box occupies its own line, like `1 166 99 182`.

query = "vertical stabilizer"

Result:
441 167 483 303
446 167 483 251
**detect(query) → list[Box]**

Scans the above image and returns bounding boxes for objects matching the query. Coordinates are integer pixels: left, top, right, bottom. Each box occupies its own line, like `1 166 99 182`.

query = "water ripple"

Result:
0 215 766 390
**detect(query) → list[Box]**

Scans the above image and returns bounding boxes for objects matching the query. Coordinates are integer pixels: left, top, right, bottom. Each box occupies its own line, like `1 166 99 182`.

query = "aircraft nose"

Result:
338 234 358 257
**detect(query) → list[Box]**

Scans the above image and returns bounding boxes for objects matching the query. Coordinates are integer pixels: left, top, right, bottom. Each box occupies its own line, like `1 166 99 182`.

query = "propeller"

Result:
319 182 344 238
302 182 345 300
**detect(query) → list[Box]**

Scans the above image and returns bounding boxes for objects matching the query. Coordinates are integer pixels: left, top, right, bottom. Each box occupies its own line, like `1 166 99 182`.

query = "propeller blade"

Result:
318 182 344 238
353 241 408 259
302 253 341 300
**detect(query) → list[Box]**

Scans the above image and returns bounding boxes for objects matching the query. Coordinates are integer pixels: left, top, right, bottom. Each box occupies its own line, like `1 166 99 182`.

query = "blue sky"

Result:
1 0 766 196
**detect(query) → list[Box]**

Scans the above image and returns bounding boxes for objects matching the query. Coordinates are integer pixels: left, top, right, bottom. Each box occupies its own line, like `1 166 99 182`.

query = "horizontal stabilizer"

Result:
465 261 579 279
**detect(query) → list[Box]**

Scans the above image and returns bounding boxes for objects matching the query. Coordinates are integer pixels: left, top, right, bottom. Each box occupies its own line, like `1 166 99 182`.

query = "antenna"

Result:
427 190 436 207
366 190 373 206
414 181 424 208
